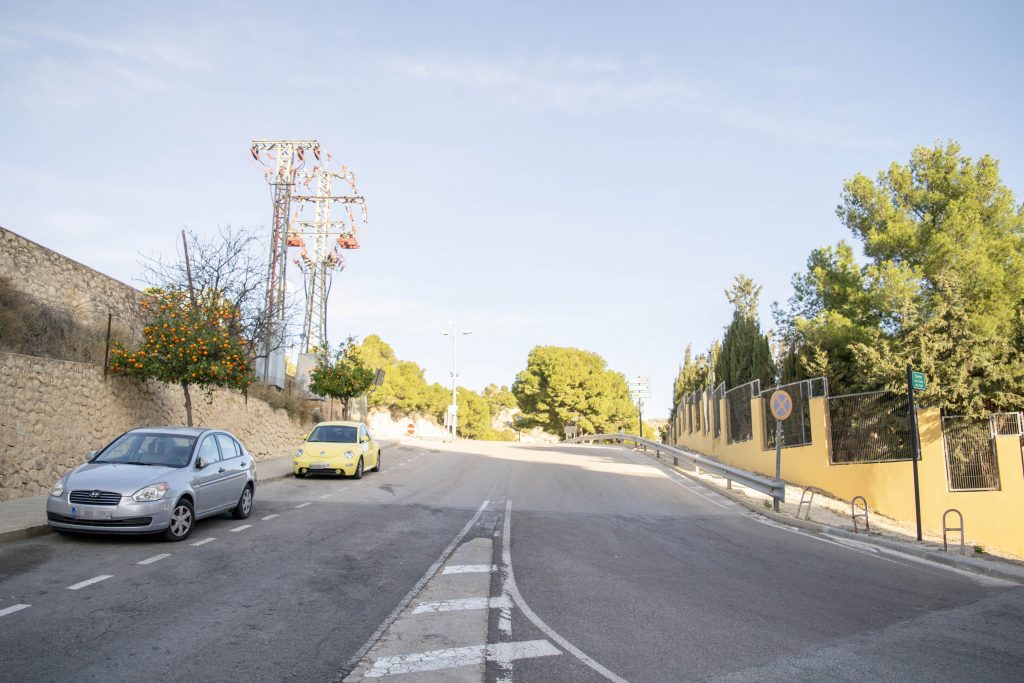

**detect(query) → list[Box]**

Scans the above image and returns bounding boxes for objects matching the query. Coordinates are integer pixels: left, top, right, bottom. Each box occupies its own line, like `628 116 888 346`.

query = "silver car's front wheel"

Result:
163 499 194 542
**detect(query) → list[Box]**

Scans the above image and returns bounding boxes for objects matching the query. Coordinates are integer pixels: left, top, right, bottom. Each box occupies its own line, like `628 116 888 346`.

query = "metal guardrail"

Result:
567 433 785 503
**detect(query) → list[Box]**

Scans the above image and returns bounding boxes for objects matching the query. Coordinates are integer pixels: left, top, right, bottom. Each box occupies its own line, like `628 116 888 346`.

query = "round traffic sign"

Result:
406 423 416 436
770 390 793 421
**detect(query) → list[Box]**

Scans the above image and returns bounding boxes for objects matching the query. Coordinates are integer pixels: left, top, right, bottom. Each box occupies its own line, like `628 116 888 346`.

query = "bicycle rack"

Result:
796 486 819 521
943 509 965 555
851 496 870 533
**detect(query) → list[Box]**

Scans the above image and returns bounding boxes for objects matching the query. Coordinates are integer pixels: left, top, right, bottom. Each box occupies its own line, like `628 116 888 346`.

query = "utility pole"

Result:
441 322 473 441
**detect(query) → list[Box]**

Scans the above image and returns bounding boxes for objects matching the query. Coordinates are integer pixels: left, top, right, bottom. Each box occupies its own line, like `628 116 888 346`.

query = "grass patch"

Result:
248 382 316 423
0 276 108 363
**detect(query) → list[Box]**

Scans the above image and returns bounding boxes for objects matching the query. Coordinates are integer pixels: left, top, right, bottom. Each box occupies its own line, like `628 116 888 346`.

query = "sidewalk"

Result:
0 455 296 543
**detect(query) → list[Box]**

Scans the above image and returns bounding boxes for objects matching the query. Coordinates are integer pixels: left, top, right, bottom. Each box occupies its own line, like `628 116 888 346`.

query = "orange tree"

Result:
108 288 252 426
309 339 376 417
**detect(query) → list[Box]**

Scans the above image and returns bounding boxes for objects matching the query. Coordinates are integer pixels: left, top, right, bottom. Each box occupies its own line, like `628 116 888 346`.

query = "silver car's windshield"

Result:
93 433 197 468
307 425 358 443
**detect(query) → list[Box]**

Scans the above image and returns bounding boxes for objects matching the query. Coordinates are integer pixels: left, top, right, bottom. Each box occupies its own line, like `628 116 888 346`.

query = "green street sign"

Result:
911 371 926 391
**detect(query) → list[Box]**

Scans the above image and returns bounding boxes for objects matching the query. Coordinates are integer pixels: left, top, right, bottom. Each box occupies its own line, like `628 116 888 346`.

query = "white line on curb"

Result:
137 553 170 565
262 514 279 521
295 502 311 509
67 575 112 590
442 564 496 575
191 538 216 547
0 604 30 618
230 524 252 532
411 596 512 614
364 640 559 678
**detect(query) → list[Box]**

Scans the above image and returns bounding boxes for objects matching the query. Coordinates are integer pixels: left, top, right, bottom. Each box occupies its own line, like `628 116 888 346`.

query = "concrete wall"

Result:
671 394 1024 558
0 226 146 332
0 352 312 501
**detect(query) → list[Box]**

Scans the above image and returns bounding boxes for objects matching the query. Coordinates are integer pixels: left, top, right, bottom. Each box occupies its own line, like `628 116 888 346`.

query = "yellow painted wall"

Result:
671 396 1024 558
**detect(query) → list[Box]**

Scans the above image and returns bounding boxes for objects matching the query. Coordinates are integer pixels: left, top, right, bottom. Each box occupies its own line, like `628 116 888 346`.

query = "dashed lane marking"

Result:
0 604 30 618
320 494 333 499
137 553 171 565
67 575 112 590
191 538 216 547
411 596 512 614
262 514 279 521
364 640 560 678
230 524 252 532
295 502 312 509
442 564 496 575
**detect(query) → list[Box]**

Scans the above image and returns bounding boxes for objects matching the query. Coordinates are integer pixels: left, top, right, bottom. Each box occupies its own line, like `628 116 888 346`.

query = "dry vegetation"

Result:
0 276 109 364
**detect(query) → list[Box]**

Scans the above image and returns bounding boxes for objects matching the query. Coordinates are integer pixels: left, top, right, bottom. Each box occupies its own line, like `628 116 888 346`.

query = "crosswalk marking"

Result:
364 640 559 677
412 596 511 614
442 564 495 575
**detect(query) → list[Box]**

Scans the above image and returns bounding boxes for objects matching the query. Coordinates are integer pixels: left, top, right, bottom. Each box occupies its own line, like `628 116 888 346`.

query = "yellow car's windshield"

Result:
307 425 358 443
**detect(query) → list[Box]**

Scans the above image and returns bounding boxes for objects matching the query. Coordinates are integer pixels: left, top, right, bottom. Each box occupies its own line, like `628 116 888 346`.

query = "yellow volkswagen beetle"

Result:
293 421 381 479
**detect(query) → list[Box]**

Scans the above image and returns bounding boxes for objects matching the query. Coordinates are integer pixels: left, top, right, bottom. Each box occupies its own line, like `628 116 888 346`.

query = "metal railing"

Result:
761 378 822 450
725 379 759 444
942 416 1000 491
828 390 912 463
567 432 785 503
712 382 725 439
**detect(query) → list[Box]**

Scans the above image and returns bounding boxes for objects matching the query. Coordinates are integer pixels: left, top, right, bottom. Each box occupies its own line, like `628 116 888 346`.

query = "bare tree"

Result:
141 226 296 365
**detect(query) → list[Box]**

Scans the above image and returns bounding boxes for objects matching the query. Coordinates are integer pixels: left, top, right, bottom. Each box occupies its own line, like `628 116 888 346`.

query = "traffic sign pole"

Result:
774 419 783 512
768 390 793 513
906 364 923 541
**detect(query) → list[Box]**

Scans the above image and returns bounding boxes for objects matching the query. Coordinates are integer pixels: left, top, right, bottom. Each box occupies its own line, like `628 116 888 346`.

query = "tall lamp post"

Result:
441 322 473 441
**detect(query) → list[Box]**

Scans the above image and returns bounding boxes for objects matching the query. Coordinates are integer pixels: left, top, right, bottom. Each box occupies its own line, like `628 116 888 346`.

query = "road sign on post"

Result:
629 377 651 438
911 371 926 392
769 389 792 512
906 365 923 541
406 423 416 436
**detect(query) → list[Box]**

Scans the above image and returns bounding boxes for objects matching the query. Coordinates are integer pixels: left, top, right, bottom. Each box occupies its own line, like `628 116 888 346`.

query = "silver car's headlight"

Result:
345 450 355 459
132 482 169 502
49 479 65 498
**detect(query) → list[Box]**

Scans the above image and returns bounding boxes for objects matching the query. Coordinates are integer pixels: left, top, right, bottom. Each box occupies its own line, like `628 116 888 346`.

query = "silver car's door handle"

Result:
218 467 226 473
241 462 248 467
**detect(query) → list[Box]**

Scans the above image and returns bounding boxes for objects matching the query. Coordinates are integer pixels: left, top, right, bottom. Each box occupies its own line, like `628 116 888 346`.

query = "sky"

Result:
1 1 1022 417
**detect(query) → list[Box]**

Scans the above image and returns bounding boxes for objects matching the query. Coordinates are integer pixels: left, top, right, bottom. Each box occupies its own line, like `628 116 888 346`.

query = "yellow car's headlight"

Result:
345 450 355 459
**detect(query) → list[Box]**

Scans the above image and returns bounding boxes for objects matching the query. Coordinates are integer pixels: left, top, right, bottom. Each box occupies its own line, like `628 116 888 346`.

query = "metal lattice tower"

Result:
249 140 320 383
290 164 367 354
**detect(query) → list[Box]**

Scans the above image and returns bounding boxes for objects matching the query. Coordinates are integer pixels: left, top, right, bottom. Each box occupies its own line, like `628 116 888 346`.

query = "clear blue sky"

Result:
2 1 1022 417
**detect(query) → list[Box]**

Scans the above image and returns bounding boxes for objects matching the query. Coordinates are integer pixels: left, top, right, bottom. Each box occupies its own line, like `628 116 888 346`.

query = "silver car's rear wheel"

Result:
163 499 194 542
231 485 253 520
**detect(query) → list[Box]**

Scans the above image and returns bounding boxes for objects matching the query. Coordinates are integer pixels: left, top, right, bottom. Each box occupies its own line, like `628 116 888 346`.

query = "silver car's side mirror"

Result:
196 456 207 470
87 450 97 461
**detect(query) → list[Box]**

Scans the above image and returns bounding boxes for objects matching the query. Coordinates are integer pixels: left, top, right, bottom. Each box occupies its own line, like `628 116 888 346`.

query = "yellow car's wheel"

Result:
353 457 364 480
371 450 381 472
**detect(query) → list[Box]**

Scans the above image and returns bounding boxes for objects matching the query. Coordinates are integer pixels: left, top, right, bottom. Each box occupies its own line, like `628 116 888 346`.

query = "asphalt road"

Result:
0 439 1021 682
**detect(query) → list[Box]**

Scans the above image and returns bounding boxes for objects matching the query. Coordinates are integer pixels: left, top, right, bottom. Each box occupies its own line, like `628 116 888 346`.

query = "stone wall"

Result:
0 352 312 500
0 226 146 333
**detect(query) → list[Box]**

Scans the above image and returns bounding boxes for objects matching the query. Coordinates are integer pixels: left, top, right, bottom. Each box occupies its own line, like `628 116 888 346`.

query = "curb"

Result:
636 446 1024 585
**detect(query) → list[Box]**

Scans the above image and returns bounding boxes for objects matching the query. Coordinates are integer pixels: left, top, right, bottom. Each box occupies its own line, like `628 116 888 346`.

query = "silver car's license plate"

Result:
73 506 113 520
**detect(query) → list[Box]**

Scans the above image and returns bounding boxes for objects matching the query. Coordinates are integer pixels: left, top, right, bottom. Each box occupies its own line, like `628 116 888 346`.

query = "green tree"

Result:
308 339 376 411
108 288 252 426
671 344 713 413
512 346 637 436
718 275 774 390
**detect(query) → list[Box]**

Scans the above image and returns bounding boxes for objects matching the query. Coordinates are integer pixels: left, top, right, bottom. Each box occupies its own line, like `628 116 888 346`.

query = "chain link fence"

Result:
942 416 1001 491
712 383 724 439
725 379 759 444
828 390 911 463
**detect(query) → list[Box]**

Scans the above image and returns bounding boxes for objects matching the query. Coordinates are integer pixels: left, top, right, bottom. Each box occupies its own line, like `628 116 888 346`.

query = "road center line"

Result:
191 537 216 546
342 499 492 677
295 502 312 509
411 596 512 614
67 575 112 590
320 494 333 499
230 524 252 532
502 500 629 683
364 640 559 678
137 553 171 565
0 604 30 618
442 564 496 575
262 514 279 521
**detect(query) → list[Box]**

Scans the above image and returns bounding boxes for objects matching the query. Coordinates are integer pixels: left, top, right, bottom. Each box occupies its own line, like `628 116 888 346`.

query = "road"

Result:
1 439 1022 682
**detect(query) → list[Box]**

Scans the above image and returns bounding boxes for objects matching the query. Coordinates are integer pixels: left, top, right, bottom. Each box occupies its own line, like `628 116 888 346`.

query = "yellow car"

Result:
293 421 381 479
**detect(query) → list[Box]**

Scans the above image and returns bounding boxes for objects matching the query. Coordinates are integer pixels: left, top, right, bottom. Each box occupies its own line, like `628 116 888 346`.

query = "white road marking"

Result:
0 604 30 618
229 524 252 532
137 553 171 565
364 640 559 677
620 449 730 509
295 502 311 509
343 499 492 676
67 575 112 590
191 537 216 546
262 514 279 521
411 596 512 614
442 564 496 575
502 500 628 683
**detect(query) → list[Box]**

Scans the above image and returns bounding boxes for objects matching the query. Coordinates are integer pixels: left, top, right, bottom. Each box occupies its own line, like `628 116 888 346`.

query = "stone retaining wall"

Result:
0 351 312 500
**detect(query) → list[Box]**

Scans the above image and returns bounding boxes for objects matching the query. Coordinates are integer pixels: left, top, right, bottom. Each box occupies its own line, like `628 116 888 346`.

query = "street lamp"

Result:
440 322 473 441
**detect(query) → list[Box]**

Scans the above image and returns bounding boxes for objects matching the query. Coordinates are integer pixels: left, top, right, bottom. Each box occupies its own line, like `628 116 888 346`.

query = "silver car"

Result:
46 427 256 542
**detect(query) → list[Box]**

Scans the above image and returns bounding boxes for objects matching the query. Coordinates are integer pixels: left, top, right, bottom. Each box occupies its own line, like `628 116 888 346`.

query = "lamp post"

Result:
441 322 473 441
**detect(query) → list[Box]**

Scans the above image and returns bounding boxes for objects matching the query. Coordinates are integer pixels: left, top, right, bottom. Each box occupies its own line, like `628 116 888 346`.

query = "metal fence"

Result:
991 412 1023 436
828 390 912 463
942 416 1001 491
712 383 724 439
692 392 701 433
704 387 713 434
761 378 824 450
725 379 759 444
